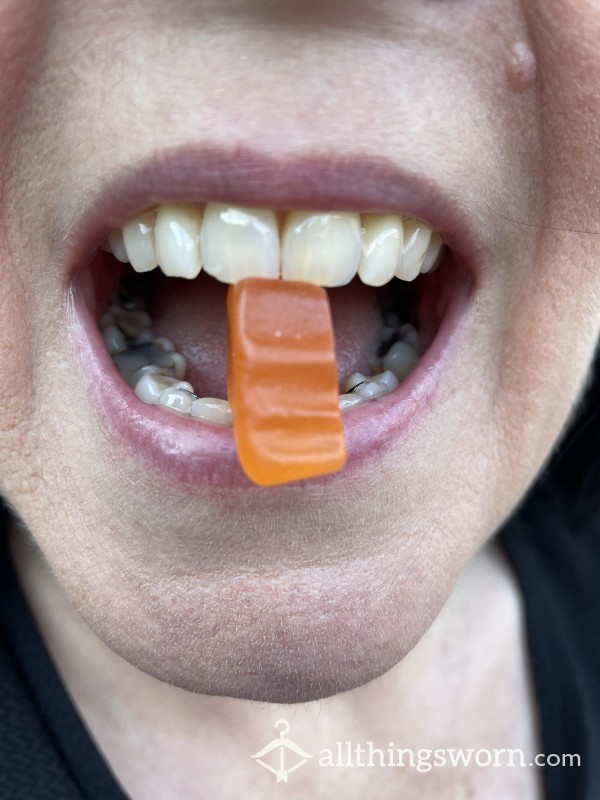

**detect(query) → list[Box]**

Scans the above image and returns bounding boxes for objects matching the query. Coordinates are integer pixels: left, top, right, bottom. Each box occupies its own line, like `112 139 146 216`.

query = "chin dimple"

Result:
102 203 444 288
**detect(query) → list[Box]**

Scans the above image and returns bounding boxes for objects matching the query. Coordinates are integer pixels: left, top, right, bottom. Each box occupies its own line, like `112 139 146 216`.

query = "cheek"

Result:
529 0 600 227
496 239 600 494
0 259 40 506
0 250 33 427
0 231 67 506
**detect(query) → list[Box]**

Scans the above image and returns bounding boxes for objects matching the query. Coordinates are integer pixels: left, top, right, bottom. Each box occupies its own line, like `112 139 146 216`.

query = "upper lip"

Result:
60 142 487 280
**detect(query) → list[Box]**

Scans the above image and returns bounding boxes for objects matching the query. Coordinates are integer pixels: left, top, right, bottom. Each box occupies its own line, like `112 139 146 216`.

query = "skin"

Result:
1 0 600 796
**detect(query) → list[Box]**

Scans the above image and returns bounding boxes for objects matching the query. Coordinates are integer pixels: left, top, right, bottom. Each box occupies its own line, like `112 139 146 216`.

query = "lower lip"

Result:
68 266 474 489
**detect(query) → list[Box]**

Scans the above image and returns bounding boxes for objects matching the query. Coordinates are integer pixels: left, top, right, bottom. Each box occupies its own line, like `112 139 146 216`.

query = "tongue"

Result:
150 272 384 398
226 278 346 486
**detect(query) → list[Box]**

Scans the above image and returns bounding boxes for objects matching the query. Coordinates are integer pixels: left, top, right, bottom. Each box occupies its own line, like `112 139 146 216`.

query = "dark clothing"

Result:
501 479 600 799
0 476 599 799
0 535 127 800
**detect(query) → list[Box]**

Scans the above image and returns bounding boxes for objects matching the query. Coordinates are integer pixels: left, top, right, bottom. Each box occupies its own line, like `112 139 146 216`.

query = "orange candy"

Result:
226 278 347 486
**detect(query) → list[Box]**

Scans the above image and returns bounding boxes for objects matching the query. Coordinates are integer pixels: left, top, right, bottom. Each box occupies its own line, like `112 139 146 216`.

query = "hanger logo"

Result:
251 719 313 783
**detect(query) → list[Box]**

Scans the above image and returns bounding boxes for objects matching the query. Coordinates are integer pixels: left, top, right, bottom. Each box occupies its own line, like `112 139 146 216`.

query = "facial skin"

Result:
0 0 599 716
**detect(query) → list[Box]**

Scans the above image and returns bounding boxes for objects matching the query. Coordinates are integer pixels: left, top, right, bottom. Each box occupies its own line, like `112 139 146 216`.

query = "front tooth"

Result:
200 204 279 284
122 211 159 273
395 218 433 282
358 215 403 287
155 203 203 279
190 397 233 426
282 212 362 287
420 232 444 274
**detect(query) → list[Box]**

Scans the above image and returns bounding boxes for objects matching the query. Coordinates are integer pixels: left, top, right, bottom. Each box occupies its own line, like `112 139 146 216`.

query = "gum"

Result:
226 278 347 486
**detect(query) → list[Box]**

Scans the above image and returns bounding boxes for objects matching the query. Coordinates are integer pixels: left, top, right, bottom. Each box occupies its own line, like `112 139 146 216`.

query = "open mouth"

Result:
99 205 444 411
68 157 476 488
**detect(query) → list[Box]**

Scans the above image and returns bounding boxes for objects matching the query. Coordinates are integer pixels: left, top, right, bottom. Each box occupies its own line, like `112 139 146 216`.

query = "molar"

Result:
103 282 425 426
133 372 193 405
102 324 128 356
382 340 419 381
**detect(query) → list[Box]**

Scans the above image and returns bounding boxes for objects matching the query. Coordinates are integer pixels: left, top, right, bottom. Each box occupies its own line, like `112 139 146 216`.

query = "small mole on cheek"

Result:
506 41 537 92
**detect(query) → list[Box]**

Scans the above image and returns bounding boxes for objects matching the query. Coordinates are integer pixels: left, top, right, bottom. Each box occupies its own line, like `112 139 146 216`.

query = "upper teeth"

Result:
156 203 203 279
281 211 363 287
102 204 444 287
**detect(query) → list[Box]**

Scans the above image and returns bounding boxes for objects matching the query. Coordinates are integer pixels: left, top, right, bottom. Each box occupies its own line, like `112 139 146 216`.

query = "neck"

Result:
9 528 541 799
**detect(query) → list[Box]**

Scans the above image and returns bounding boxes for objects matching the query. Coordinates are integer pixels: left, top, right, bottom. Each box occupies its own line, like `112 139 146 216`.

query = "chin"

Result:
73 531 463 703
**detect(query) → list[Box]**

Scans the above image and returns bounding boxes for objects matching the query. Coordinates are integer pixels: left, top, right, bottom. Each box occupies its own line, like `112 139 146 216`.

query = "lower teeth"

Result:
99 284 421 427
